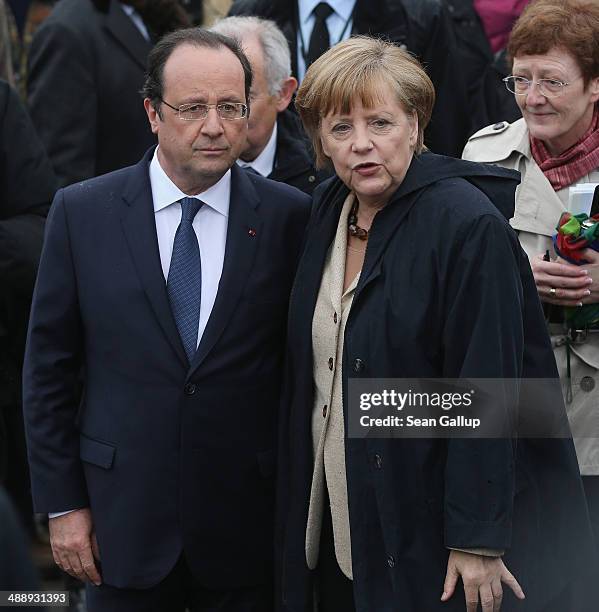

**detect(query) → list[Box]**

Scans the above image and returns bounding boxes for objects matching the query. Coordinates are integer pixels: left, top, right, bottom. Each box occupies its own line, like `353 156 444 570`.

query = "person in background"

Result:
202 0 232 25
277 34 594 612
446 0 528 134
463 0 599 583
228 0 471 158
0 78 56 537
210 15 328 194
27 0 190 188
0 0 15 85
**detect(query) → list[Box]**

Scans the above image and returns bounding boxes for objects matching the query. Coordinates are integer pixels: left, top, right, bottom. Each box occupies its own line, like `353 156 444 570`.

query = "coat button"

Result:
581 376 595 392
333 312 338 324
308 175 316 183
328 357 334 371
323 405 328 418
353 358 364 373
374 454 383 469
387 554 395 568
184 383 196 395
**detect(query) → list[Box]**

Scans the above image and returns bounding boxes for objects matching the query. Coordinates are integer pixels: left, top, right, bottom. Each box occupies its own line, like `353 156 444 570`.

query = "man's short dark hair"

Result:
141 28 253 118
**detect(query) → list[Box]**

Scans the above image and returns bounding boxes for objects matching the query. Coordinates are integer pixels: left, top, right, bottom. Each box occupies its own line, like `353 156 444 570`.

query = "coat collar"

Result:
290 152 521 354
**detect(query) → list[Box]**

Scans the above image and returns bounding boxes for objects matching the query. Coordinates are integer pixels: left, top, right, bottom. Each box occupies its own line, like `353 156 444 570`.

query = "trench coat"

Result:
463 118 599 474
276 153 595 611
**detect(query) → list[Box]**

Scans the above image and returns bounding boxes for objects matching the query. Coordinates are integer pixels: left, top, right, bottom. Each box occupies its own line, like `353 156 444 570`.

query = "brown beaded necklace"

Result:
348 198 369 240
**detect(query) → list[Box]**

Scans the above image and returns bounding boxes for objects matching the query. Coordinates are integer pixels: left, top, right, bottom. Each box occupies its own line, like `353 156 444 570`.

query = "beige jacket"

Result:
464 118 599 474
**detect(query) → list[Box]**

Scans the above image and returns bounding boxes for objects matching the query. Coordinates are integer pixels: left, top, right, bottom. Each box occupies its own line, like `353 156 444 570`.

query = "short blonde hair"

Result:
296 36 435 168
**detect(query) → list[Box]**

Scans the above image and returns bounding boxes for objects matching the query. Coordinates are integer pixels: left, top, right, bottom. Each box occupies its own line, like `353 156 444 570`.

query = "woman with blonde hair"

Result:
276 35 594 611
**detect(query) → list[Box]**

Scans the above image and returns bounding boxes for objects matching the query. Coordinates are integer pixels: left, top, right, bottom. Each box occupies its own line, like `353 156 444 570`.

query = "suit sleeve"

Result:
441 211 524 550
27 22 97 188
22 190 88 513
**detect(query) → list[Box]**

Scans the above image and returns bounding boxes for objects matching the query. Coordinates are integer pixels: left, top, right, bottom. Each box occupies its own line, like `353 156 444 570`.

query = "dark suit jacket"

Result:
229 0 471 157
23 150 310 589
269 109 329 195
277 154 595 611
27 0 156 188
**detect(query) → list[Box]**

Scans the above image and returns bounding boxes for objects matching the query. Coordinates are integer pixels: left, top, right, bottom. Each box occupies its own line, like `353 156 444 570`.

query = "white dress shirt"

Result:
49 147 230 519
297 0 356 82
119 2 150 41
236 123 278 177
150 147 229 348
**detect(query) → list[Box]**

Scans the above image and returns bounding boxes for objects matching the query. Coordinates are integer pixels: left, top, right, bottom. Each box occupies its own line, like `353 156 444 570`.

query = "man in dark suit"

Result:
211 15 328 194
26 0 188 188
23 28 310 611
228 0 471 157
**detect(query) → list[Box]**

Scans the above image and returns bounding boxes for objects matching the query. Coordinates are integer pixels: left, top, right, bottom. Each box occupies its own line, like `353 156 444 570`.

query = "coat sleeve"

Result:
441 210 524 549
27 21 97 188
22 190 88 513
410 0 471 156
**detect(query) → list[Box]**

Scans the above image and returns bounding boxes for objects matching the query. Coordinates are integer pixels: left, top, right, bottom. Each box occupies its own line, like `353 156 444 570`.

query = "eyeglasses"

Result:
160 99 248 120
503 76 572 98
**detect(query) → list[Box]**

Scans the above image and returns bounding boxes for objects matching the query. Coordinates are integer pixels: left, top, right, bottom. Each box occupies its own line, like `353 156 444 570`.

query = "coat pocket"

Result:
80 434 116 469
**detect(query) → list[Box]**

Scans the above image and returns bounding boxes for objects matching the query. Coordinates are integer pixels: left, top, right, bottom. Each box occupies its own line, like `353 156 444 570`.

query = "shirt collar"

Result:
149 147 231 217
237 123 278 177
299 0 356 24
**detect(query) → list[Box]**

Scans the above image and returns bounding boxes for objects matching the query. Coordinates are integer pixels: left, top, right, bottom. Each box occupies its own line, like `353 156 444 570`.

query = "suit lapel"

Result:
104 0 151 70
187 166 262 377
119 150 188 368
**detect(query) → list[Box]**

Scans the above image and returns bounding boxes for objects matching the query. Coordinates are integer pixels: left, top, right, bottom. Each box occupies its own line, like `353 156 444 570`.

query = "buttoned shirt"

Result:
306 192 357 579
150 147 229 348
297 0 355 82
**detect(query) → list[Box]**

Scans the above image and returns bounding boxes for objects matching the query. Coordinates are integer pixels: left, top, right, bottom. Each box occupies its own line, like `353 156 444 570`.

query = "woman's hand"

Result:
531 252 592 306
441 550 524 612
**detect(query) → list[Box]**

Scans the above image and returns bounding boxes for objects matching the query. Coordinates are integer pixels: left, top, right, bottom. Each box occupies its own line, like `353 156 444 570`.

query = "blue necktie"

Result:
167 197 203 362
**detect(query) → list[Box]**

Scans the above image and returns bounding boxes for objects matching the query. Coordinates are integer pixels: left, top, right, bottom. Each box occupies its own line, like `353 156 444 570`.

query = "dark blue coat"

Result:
277 153 595 611
23 150 310 589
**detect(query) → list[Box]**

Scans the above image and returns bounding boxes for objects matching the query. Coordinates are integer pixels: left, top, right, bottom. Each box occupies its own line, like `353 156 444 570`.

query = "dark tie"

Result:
306 2 334 68
167 197 203 362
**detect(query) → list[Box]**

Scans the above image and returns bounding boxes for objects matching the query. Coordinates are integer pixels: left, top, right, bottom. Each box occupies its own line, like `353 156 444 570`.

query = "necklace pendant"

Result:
349 222 369 240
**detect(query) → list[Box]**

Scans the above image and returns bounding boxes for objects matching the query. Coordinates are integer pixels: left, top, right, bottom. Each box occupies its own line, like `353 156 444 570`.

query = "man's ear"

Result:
144 98 161 134
275 76 298 113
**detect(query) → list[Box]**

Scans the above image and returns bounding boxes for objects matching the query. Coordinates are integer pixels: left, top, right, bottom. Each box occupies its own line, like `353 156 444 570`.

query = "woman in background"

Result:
464 0 599 562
